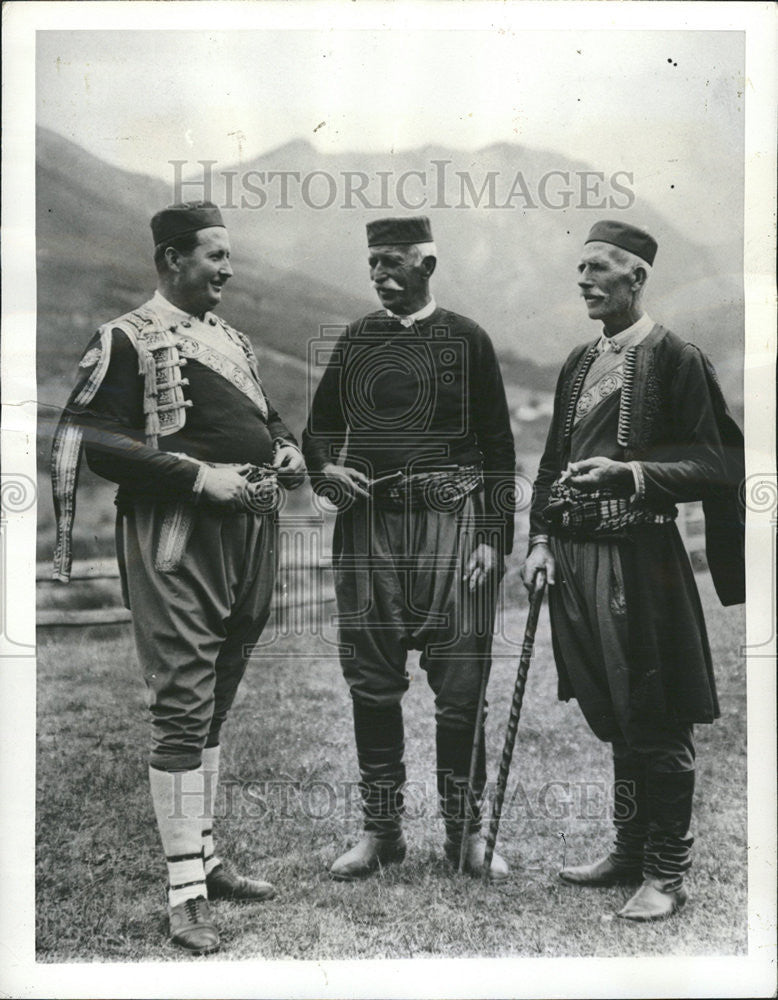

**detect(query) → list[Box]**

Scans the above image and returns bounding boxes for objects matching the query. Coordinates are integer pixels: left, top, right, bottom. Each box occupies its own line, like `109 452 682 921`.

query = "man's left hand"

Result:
463 543 501 592
562 456 633 494
273 444 306 490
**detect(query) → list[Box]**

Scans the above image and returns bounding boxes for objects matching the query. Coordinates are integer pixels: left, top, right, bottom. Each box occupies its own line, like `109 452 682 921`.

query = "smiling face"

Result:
170 227 233 316
577 241 644 334
368 244 433 316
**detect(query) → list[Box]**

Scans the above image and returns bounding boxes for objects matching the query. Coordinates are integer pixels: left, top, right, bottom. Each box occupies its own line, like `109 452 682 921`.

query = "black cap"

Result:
366 215 433 247
585 220 658 266
151 201 225 247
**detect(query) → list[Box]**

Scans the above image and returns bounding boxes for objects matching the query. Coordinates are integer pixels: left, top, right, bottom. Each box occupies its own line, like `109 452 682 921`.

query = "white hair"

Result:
609 244 653 278
407 241 438 263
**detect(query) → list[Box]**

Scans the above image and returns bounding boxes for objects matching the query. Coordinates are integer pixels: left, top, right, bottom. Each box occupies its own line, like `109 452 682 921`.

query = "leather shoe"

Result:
444 833 510 882
330 831 407 881
559 854 642 887
168 895 220 955
206 863 276 902
617 879 688 922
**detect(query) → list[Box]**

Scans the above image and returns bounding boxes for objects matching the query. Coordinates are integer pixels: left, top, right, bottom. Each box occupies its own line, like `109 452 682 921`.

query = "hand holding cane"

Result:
481 569 547 883
457 547 498 874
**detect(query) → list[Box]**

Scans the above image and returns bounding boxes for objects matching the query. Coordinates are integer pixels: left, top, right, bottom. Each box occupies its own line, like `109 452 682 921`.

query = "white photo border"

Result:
1 2 775 998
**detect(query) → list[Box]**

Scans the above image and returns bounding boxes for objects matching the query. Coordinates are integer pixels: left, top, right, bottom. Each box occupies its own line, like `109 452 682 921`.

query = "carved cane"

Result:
457 646 492 874
481 571 546 883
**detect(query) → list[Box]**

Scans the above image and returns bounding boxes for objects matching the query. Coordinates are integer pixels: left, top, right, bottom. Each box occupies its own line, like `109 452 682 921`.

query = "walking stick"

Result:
457 644 492 874
457 557 503 874
481 570 546 884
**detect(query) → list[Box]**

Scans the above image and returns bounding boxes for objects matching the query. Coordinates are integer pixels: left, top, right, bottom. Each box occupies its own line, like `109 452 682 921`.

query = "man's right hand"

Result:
200 464 254 507
521 543 556 593
320 463 371 502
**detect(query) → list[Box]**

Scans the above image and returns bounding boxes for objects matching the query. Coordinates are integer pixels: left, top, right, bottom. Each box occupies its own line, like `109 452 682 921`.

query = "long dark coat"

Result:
530 324 744 726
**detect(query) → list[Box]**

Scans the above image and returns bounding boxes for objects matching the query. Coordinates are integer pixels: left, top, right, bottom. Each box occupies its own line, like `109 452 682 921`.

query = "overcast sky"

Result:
36 28 743 245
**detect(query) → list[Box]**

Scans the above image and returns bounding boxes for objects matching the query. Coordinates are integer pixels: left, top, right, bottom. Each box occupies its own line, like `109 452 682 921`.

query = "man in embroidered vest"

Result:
302 216 516 881
50 201 305 955
522 220 744 921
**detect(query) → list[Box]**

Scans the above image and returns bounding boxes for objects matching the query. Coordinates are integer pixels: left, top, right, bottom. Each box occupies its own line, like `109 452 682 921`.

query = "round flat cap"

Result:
366 215 433 246
151 201 226 247
585 220 658 266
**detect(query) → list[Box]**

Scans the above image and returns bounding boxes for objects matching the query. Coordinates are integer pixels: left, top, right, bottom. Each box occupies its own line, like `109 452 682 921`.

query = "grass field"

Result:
35 562 746 962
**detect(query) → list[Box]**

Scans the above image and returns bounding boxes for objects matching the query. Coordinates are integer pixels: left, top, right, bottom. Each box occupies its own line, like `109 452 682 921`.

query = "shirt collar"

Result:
385 297 437 328
151 289 213 326
597 313 654 354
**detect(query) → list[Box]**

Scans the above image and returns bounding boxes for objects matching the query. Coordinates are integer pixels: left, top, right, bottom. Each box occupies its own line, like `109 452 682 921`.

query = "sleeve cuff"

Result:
273 437 300 454
629 461 645 500
528 534 550 551
192 463 209 499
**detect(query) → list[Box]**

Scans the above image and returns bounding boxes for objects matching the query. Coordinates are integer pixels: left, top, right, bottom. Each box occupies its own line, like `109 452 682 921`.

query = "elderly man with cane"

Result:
51 201 305 954
303 216 515 881
522 220 744 921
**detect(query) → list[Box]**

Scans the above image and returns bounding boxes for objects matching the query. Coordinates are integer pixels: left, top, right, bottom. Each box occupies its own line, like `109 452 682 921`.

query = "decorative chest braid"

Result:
560 343 640 453
51 305 186 581
51 301 270 582
543 479 676 537
560 345 598 451
616 346 638 448
132 324 191 446
125 309 269 441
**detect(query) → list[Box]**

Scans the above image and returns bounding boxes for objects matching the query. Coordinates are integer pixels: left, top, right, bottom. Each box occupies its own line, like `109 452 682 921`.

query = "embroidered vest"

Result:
552 324 744 606
555 325 664 459
51 303 267 581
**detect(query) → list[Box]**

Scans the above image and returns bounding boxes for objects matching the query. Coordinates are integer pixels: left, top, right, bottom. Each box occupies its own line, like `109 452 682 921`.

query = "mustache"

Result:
373 280 403 292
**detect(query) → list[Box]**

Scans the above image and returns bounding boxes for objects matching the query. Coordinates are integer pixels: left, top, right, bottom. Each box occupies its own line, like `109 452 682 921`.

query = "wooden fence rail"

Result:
36 555 335 628
36 504 707 628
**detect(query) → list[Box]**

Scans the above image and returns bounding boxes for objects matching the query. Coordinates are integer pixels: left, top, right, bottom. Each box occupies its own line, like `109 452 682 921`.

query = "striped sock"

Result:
166 849 206 908
149 765 207 908
201 744 221 876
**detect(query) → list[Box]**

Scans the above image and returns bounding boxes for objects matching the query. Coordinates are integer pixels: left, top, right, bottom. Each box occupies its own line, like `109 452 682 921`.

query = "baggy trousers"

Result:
333 491 502 834
550 534 696 883
333 491 501 724
122 502 277 772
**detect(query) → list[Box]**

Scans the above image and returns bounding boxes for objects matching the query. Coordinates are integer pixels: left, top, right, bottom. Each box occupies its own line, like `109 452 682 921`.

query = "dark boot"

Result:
329 831 407 881
436 724 508 880
618 768 694 922
206 863 276 901
560 749 647 886
330 699 406 881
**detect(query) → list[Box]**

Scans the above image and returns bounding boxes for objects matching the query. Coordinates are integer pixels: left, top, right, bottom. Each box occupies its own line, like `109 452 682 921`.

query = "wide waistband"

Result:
151 462 278 574
372 464 483 511
174 456 279 514
543 479 676 537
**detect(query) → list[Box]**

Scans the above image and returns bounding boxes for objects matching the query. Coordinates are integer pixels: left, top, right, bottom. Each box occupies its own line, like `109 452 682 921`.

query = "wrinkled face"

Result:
368 244 429 315
174 227 233 314
577 242 637 324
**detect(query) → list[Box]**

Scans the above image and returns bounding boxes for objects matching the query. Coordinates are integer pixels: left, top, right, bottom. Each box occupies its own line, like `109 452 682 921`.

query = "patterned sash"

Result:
543 479 676 537
373 465 483 512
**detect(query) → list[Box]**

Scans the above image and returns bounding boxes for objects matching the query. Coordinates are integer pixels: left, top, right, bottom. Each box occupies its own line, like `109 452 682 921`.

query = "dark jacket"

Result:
530 324 745 606
302 307 516 553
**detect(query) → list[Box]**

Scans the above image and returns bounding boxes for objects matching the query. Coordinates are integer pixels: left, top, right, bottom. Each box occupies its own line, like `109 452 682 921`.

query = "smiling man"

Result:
303 216 516 882
522 220 744 922
51 201 305 955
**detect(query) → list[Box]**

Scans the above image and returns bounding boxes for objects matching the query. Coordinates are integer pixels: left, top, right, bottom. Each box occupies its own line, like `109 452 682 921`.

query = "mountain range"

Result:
36 125 744 413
